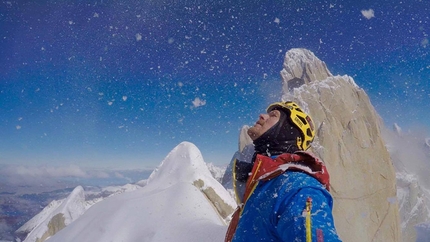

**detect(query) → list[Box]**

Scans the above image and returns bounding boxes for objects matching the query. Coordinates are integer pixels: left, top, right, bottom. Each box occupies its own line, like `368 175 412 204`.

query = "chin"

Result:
247 131 258 141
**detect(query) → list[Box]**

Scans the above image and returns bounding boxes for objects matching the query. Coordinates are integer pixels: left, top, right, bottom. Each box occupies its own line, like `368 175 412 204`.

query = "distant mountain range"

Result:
0 170 151 242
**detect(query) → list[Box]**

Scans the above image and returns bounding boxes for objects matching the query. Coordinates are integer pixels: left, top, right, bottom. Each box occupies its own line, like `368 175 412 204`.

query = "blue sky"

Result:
0 0 429 169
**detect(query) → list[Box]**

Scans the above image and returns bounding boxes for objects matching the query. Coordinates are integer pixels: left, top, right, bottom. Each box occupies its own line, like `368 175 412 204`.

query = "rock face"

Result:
280 48 332 92
281 48 401 242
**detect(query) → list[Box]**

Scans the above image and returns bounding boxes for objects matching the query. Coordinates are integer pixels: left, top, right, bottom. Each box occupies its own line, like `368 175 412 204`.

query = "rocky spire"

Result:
280 48 402 242
280 48 333 92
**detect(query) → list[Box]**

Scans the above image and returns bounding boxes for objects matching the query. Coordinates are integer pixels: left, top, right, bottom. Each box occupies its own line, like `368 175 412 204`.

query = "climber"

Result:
225 101 341 242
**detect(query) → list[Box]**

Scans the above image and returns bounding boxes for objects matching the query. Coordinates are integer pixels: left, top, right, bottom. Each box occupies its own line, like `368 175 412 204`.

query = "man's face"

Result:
247 109 281 141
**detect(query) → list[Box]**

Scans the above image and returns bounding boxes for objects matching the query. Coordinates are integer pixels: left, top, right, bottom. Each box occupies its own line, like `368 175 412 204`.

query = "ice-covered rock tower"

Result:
281 48 401 242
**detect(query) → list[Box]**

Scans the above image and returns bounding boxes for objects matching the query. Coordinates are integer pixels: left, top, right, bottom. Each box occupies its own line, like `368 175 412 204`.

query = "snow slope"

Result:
46 142 236 242
18 186 88 242
16 182 143 242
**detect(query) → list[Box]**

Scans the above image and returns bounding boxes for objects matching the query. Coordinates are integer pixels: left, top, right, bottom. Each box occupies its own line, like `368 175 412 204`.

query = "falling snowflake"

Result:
361 9 375 19
136 33 142 41
192 97 206 108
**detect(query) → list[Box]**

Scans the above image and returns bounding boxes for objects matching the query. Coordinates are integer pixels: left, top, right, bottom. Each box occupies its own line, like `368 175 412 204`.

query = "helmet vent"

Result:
306 128 312 137
298 116 308 125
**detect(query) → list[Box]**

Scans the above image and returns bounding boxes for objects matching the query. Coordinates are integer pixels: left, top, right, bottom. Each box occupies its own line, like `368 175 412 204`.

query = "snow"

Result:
16 200 64 234
42 142 236 242
16 183 146 242
394 123 402 136
206 162 226 182
101 183 140 194
282 48 333 79
18 186 87 242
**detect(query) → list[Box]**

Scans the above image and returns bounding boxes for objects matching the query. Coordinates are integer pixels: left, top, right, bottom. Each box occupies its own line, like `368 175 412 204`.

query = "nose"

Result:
259 114 269 121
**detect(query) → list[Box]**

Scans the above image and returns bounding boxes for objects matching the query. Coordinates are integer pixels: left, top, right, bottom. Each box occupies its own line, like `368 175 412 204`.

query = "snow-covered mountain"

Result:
16 186 87 242
39 142 236 242
16 182 143 242
383 125 430 242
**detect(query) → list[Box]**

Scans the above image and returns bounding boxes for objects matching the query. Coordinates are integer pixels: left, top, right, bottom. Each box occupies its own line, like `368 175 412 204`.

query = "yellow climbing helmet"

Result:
266 101 315 150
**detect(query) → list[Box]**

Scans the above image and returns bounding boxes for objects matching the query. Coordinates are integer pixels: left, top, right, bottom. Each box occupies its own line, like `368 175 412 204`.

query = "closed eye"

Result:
268 110 279 117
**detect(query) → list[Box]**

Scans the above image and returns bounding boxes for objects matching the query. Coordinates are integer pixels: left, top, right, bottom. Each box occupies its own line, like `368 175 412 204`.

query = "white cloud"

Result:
8 164 88 178
114 172 124 178
361 9 375 19
192 97 206 108
88 170 110 178
0 165 90 187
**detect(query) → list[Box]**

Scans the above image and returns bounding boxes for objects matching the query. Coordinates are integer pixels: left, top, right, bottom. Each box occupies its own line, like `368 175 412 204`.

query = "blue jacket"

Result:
232 170 341 242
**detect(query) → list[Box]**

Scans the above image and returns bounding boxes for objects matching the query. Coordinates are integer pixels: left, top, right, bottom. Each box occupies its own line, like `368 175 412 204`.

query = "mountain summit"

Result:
45 142 235 242
280 48 401 242
281 48 333 92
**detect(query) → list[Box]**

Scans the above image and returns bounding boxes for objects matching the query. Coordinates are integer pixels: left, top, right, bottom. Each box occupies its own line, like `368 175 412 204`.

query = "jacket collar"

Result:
251 152 330 191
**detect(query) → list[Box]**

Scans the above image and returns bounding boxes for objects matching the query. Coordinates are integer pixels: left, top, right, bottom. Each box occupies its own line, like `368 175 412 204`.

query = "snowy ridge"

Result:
146 141 209 188
294 75 360 95
16 199 64 234
44 142 236 242
145 142 236 211
19 186 87 242
17 183 143 242
101 183 140 195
